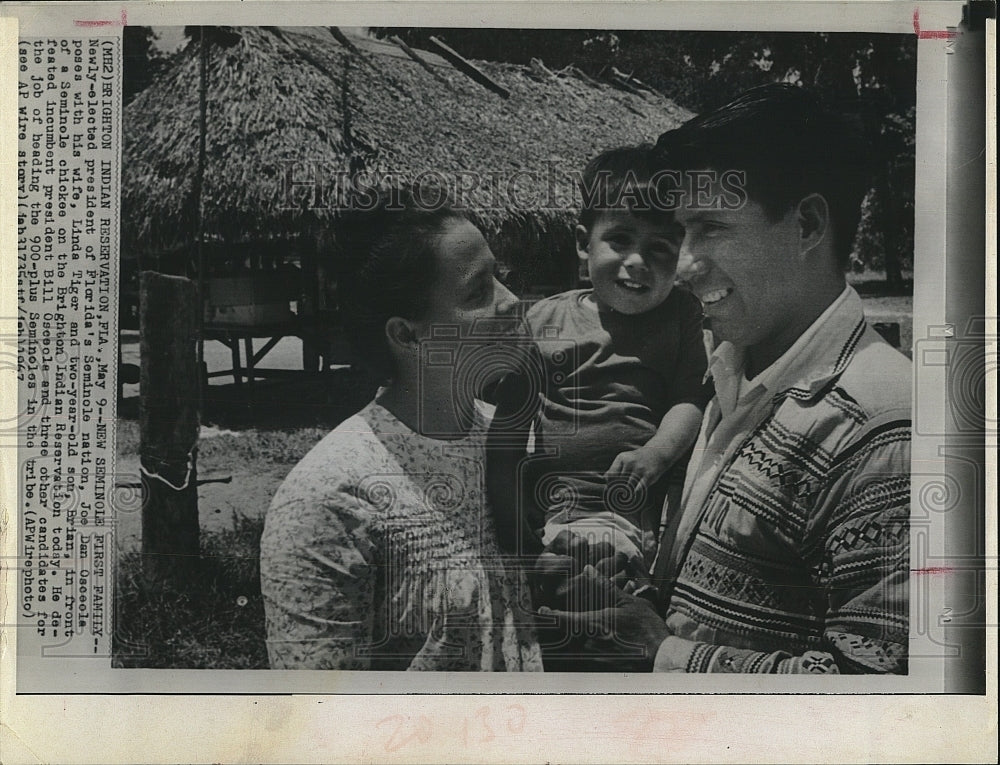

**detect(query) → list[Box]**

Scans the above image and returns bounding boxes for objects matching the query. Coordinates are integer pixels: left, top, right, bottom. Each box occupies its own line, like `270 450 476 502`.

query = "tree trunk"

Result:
139 271 200 587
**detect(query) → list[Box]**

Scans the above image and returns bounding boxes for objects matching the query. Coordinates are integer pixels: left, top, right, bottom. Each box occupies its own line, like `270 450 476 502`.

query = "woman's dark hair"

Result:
332 187 467 378
578 144 666 231
654 83 872 270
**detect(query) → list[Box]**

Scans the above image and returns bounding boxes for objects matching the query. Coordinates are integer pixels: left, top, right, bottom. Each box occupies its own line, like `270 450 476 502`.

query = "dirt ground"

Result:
116 333 380 551
114 429 315 550
115 289 913 553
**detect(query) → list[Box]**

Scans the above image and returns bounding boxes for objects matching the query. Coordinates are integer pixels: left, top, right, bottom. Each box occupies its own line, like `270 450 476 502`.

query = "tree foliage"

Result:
375 29 916 290
122 26 173 106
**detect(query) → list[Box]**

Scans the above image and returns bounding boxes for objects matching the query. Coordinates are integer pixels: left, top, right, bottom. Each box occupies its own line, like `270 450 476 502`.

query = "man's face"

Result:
674 196 803 352
578 210 681 315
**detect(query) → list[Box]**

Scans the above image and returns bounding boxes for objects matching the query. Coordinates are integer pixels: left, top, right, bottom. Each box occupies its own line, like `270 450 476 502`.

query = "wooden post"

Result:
194 26 209 410
139 271 200 586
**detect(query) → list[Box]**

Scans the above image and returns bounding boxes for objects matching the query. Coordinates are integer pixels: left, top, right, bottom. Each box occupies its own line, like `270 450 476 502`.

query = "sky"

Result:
151 26 186 53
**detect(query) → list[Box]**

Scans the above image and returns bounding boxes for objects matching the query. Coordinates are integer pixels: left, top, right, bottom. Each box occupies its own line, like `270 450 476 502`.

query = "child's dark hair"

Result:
578 144 669 230
332 187 467 379
654 83 872 270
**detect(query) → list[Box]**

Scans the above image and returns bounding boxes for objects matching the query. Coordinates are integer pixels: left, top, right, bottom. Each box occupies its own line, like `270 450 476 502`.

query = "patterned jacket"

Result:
654 287 911 673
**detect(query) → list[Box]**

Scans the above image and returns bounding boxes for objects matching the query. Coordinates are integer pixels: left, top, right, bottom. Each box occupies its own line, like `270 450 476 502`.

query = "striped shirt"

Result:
654 286 911 673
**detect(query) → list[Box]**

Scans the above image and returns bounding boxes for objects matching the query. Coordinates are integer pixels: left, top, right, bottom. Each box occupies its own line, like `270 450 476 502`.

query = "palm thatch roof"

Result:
122 26 691 291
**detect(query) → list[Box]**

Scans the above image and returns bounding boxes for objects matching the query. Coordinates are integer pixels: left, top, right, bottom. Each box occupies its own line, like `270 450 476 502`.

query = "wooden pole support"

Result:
329 26 362 55
139 271 201 586
329 27 409 101
428 36 510 99
610 66 661 100
608 72 648 99
530 57 585 105
390 35 451 85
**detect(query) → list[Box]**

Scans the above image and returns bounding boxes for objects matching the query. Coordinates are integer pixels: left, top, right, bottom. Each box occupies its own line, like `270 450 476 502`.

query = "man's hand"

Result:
605 446 672 497
537 582 671 671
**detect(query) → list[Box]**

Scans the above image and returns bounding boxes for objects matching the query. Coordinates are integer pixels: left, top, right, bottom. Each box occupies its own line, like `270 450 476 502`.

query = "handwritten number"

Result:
376 714 432 753
475 706 496 743
376 715 406 752
384 706 527 749
416 715 432 744
506 704 527 734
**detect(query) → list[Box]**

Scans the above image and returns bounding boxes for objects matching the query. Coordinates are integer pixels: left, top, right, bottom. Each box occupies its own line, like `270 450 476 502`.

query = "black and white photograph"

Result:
2 1 994 763
110 23 923 675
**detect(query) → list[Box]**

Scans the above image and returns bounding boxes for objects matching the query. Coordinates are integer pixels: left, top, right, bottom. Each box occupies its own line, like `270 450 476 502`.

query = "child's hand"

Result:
545 528 616 568
533 561 621 612
532 530 627 611
605 447 671 496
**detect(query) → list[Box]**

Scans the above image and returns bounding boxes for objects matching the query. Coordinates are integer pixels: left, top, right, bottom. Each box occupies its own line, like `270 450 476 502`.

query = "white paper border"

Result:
1 2 995 763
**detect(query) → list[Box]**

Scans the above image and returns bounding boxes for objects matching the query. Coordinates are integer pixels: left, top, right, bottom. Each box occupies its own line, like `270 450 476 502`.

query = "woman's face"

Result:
415 218 520 339
409 218 526 396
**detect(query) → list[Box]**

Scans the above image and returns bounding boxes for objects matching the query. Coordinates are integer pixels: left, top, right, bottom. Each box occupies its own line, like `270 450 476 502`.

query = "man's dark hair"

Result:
654 83 872 270
578 144 671 230
332 187 467 379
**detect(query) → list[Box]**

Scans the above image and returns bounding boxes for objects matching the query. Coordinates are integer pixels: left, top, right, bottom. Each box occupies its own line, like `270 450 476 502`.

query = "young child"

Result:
489 145 709 608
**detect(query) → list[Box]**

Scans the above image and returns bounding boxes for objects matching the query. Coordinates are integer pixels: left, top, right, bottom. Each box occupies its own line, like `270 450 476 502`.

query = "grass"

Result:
117 419 330 464
113 512 269 669
198 427 330 464
847 268 914 296
113 407 335 669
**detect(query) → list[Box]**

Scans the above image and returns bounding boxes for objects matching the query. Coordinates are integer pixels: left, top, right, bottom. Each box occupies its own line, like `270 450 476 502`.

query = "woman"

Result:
259 193 543 671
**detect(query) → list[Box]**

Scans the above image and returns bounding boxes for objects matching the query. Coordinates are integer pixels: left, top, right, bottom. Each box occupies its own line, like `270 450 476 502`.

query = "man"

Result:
543 84 911 674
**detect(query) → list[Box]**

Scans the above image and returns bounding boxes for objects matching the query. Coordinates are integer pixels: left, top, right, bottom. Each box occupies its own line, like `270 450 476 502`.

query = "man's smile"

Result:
700 286 734 306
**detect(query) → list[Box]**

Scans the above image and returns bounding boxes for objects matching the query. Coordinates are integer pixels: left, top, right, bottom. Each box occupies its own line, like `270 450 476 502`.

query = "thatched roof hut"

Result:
122 26 691 295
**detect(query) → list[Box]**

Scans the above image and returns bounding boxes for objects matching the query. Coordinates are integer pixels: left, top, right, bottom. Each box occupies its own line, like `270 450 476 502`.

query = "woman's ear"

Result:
797 193 830 257
575 224 591 259
385 316 418 355
575 224 592 281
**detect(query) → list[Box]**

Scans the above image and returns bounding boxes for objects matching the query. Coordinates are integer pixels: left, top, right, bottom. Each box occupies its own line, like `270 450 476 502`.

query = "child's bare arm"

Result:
604 402 703 492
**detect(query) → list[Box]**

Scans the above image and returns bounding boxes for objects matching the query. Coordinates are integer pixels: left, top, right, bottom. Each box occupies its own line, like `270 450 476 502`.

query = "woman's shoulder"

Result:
268 403 391 514
299 403 385 466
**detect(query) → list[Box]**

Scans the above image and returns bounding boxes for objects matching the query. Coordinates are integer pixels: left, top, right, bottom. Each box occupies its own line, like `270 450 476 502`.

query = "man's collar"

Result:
707 286 866 411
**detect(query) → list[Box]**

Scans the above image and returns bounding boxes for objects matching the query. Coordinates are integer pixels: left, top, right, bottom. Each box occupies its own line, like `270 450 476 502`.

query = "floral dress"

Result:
260 401 543 671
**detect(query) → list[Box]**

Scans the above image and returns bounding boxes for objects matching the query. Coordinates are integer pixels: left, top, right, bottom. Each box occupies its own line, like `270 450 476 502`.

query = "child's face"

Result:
577 210 681 314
